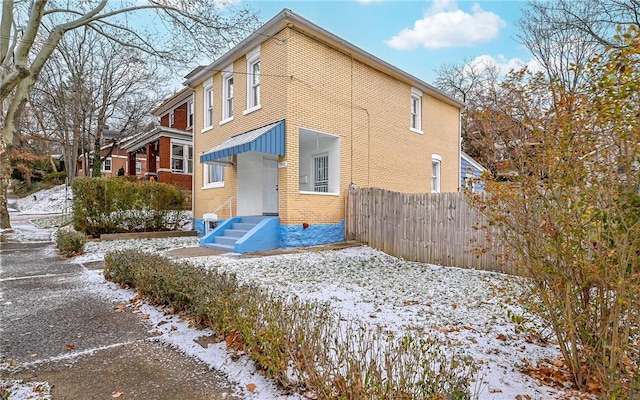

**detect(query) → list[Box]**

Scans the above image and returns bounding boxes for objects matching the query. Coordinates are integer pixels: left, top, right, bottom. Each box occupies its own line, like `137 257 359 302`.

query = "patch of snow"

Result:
72 237 200 264
7 186 591 400
0 219 56 243
13 185 73 214
0 379 51 399
186 249 564 400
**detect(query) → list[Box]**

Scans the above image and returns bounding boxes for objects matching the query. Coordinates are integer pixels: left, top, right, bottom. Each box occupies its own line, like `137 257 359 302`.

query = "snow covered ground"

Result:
11 184 74 215
2 185 591 399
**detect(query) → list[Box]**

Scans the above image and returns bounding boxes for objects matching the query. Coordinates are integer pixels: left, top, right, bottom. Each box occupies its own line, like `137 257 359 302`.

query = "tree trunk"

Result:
0 139 11 229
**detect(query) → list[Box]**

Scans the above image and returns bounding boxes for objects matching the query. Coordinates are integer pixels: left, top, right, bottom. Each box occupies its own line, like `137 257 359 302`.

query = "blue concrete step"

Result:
241 216 269 224
214 236 238 246
232 222 257 231
203 243 235 252
200 216 279 253
224 229 249 238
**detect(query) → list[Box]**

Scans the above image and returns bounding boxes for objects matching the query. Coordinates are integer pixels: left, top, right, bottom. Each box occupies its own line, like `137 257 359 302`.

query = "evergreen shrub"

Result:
72 177 184 237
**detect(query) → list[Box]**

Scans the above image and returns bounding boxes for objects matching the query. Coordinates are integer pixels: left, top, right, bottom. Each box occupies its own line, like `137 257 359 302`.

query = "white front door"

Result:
262 158 278 215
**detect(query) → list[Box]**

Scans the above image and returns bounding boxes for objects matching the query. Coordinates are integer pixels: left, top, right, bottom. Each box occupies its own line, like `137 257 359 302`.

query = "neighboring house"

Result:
120 88 194 190
186 9 463 252
77 141 148 178
460 151 487 192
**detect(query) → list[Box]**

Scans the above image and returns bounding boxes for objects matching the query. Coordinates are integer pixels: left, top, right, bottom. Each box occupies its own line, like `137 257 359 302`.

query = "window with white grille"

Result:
313 154 329 193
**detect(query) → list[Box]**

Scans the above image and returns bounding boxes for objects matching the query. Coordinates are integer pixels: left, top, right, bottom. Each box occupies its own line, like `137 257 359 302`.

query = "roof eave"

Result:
461 151 488 172
185 9 464 109
122 127 193 152
283 11 464 109
185 9 292 88
151 87 194 116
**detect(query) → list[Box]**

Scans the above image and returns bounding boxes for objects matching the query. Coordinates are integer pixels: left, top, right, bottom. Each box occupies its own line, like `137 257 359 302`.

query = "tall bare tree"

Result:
0 0 260 228
434 59 518 173
517 0 637 93
32 28 167 181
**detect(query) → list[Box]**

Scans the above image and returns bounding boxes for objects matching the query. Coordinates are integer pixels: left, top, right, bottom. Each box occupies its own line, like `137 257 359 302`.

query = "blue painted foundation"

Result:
196 217 345 252
279 220 345 248
193 219 206 237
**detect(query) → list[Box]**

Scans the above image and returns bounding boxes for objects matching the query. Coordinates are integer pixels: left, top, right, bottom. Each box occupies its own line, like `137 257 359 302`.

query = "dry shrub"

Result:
473 27 640 397
55 229 86 257
104 249 478 399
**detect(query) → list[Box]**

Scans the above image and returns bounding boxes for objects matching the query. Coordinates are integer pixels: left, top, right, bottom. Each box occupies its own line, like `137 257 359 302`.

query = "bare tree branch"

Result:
0 0 14 63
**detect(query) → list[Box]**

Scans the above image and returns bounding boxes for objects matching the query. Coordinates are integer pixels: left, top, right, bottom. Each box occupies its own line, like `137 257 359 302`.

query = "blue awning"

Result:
200 120 285 163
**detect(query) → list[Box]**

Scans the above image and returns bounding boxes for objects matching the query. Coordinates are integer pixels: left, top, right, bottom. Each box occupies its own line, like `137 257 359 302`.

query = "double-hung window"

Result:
203 80 214 131
136 162 142 174
187 100 194 128
203 163 224 188
169 111 175 127
221 67 234 123
410 87 423 133
102 157 112 172
245 46 261 114
431 154 441 193
171 142 193 174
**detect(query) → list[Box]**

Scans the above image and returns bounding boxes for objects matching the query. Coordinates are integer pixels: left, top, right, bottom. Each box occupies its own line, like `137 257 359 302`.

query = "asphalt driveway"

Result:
0 211 242 399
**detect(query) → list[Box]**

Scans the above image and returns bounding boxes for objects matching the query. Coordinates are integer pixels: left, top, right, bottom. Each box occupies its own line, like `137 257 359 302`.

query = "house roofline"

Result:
461 151 488 172
122 126 193 153
151 87 194 117
184 9 464 109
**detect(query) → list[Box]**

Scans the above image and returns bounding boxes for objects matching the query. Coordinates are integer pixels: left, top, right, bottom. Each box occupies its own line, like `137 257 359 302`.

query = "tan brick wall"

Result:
192 27 460 225
193 30 290 219
279 29 460 225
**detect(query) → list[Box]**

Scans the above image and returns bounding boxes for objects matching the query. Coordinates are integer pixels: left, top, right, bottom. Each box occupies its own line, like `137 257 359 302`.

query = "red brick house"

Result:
77 141 148 178
121 88 194 190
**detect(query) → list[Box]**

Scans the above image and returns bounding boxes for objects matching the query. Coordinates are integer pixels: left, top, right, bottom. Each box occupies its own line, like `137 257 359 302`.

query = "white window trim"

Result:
102 157 112 172
202 163 225 189
171 140 193 175
431 154 442 193
135 161 142 174
300 151 339 196
245 46 261 115
220 66 234 125
298 191 340 197
187 98 194 128
410 87 423 134
202 79 214 133
169 111 175 128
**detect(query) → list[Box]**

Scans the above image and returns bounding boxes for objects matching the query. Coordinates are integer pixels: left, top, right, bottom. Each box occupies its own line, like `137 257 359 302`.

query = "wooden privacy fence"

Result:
345 187 513 274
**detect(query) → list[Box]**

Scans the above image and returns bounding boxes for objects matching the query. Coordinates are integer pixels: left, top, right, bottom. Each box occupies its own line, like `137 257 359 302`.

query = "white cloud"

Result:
386 0 506 50
466 54 542 76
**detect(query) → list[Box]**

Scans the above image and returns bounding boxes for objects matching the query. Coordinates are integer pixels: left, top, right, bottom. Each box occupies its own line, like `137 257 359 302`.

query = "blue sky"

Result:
245 0 533 83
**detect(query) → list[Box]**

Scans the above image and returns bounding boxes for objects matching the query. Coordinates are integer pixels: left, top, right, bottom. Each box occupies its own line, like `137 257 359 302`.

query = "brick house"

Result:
121 88 194 190
76 140 148 178
187 9 463 252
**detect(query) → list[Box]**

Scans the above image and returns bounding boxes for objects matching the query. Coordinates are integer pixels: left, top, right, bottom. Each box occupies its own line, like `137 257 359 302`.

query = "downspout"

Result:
190 92 195 218
350 55 354 186
458 108 462 191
